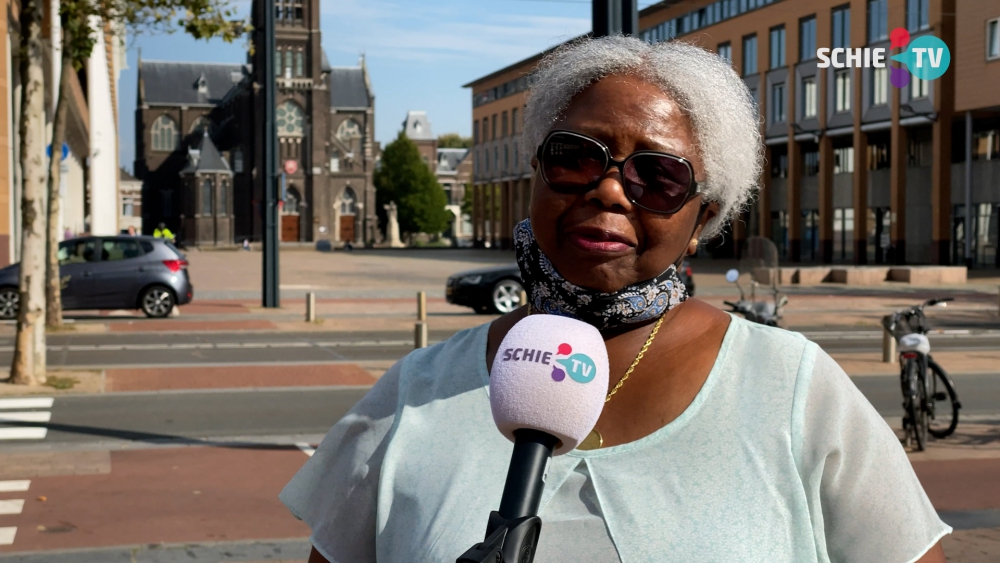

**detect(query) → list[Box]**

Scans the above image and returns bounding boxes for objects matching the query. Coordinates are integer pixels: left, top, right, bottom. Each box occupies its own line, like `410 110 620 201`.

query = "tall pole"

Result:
262 0 279 307
592 0 638 38
964 110 972 269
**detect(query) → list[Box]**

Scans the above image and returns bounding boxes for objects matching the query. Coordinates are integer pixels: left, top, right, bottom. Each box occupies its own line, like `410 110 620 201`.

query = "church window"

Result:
151 115 178 152
336 119 362 143
276 101 304 136
201 178 214 215
295 51 304 77
284 50 293 78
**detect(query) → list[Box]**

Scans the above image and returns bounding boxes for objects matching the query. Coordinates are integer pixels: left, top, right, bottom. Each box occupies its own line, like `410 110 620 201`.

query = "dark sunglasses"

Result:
536 130 701 215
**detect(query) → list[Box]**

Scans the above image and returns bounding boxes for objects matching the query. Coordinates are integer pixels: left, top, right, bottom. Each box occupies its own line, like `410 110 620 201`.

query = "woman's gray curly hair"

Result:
522 36 763 240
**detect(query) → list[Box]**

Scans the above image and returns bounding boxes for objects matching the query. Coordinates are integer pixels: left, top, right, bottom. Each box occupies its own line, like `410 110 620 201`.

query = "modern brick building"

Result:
134 0 378 247
465 0 1000 266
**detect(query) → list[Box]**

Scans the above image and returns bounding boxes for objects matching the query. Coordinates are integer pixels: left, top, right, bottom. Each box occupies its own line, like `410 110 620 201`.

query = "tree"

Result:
9 0 243 386
437 133 472 149
11 0 48 385
375 132 451 240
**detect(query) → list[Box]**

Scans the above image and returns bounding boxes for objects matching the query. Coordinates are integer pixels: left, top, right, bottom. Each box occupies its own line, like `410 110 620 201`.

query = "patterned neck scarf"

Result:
514 219 689 331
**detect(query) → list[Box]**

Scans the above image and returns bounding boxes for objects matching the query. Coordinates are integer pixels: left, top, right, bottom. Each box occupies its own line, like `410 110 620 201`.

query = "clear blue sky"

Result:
119 0 655 173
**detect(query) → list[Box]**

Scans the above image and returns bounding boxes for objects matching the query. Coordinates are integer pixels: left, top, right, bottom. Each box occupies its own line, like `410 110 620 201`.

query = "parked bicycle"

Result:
881 298 962 451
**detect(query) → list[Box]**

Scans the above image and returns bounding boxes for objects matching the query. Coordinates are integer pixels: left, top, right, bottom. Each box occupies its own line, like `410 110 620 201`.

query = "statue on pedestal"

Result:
384 201 405 248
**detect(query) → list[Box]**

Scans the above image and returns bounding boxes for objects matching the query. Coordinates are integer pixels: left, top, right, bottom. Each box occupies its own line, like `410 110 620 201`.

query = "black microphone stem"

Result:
498 429 559 520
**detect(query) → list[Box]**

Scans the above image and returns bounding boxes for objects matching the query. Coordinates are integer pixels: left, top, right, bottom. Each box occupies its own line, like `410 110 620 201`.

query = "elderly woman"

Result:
281 37 949 562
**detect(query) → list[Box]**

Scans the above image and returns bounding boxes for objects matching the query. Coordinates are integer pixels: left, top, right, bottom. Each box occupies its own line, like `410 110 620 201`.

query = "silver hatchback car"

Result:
0 236 194 319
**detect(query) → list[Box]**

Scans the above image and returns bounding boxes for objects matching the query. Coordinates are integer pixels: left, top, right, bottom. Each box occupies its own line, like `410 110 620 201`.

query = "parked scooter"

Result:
723 268 788 327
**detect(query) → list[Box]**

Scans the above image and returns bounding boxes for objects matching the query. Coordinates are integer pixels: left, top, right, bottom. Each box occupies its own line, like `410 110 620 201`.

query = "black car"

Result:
0 236 194 320
446 262 695 314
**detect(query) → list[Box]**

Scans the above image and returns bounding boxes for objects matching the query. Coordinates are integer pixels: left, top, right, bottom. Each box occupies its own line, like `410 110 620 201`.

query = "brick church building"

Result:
133 0 377 246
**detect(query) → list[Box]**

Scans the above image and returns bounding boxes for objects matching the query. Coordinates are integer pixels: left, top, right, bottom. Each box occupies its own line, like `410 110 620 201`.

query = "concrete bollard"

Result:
417 291 427 322
519 289 528 309
882 327 896 363
415 321 428 349
306 292 317 323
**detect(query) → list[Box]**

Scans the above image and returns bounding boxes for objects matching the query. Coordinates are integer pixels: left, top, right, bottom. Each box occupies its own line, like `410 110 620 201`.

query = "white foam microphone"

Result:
458 315 609 563
490 314 610 456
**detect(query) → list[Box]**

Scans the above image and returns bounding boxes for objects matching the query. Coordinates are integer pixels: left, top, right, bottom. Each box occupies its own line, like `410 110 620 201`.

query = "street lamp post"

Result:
262 0 279 307
592 0 639 38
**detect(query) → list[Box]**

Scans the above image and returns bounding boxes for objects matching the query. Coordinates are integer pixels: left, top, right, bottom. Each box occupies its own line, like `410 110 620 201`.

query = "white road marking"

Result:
0 481 30 493
0 500 24 515
295 442 316 457
0 527 16 546
0 398 53 410
0 412 51 423
0 428 48 440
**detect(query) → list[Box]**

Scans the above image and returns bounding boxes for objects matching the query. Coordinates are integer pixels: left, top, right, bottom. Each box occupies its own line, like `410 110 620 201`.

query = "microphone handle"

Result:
498 428 559 520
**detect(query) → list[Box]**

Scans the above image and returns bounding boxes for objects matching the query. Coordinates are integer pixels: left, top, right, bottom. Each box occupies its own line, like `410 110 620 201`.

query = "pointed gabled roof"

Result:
329 65 372 109
140 61 247 106
181 133 232 175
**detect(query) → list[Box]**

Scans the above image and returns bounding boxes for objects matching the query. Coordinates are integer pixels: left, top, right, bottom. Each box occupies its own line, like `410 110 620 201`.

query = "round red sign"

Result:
283 160 298 175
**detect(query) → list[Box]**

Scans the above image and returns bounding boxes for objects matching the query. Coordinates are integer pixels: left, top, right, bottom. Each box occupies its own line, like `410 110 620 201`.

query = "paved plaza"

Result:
1 247 999 561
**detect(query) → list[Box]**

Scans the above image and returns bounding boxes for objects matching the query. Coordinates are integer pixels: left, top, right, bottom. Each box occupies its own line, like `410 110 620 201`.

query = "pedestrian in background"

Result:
63 227 73 240
127 226 137 236
243 238 251 251
153 223 175 244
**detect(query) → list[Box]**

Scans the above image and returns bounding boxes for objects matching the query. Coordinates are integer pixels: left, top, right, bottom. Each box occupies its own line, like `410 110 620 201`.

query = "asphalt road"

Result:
0 329 997 369
3 374 999 454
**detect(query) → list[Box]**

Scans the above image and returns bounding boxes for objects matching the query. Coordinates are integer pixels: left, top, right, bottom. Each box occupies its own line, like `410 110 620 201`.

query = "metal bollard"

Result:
417 291 427 322
882 327 896 363
414 321 428 349
306 292 316 323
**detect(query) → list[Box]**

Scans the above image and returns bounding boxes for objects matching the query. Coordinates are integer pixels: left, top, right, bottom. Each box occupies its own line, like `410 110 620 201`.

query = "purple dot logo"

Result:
890 66 910 89
551 367 566 381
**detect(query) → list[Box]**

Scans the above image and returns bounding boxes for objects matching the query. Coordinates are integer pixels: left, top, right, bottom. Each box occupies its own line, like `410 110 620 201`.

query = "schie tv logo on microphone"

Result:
500 342 598 384
817 28 951 88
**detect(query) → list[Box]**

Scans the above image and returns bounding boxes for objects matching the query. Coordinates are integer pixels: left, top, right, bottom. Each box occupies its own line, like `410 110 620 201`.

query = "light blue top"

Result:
280 315 950 562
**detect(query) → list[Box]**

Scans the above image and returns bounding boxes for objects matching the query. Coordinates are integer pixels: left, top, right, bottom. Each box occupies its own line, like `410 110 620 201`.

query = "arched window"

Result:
336 119 362 143
151 115 178 152
295 51 304 77
275 48 282 76
276 101 304 136
190 116 210 135
284 187 301 214
340 187 357 215
201 178 214 215
220 179 230 215
284 50 293 78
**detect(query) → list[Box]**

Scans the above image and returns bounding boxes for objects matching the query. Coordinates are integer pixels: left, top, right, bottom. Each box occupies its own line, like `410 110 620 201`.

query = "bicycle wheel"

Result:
927 358 961 438
905 359 927 451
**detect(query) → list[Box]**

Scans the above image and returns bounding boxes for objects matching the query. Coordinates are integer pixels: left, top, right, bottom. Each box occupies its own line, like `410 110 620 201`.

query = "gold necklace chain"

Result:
526 303 664 402
604 314 664 402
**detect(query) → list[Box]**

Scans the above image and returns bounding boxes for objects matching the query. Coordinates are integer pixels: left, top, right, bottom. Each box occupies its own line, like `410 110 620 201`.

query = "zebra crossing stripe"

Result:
0 398 53 410
0 428 48 440
0 481 30 492
0 526 15 546
0 500 24 515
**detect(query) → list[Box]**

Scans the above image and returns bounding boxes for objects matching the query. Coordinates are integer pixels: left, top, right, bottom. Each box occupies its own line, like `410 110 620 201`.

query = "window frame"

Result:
770 82 786 124
906 0 930 33
718 42 732 64
832 5 851 50
871 66 889 106
743 34 758 76
834 69 852 113
867 0 888 43
802 77 818 119
988 18 1000 61
769 25 786 69
150 114 179 152
800 17 817 62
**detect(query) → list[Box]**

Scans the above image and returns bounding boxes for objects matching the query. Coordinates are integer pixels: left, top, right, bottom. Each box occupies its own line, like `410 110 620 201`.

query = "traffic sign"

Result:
46 143 69 161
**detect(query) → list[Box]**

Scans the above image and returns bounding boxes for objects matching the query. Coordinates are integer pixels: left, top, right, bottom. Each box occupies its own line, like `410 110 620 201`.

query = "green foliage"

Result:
375 132 452 239
437 133 472 149
460 184 473 218
59 1 246 68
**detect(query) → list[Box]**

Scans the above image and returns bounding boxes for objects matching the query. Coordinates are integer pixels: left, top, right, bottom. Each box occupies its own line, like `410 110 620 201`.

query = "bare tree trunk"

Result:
11 0 48 386
46 30 72 329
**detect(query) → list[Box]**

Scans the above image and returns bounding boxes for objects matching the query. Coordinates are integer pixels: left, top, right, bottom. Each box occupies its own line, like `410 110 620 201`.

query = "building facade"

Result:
1 0 124 265
134 0 377 247
466 0 1000 266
